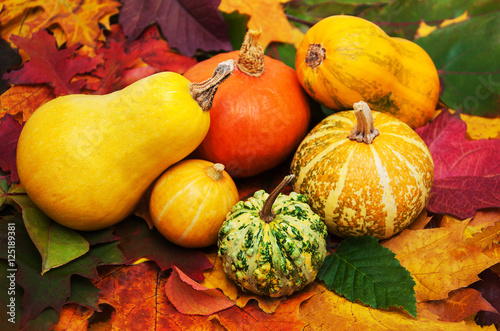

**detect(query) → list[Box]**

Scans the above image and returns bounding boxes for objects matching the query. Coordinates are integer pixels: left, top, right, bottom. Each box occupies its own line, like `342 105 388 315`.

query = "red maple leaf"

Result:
0 114 22 183
4 30 101 96
416 109 500 219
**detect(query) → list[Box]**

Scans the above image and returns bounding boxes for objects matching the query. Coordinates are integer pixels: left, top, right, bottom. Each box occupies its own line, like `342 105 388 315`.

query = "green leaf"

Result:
266 42 297 69
0 214 125 326
317 236 417 317
23 207 89 275
416 12 500 117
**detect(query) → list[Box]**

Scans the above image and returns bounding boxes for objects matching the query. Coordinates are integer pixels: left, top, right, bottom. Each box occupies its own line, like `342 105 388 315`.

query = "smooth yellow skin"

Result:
295 15 440 129
149 159 239 248
16 72 210 231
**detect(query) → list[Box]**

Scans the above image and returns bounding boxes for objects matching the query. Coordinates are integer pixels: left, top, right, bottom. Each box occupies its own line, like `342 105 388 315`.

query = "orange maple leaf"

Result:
218 0 304 49
383 216 500 302
0 84 54 123
420 288 499 322
0 0 120 48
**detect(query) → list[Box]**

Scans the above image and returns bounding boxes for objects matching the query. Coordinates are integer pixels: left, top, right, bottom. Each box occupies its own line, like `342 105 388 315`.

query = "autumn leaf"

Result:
114 216 213 281
51 303 94 331
382 215 500 302
0 115 22 183
469 268 500 327
0 84 55 123
219 0 304 49
420 288 498 322
23 206 89 275
119 0 232 56
4 30 102 96
94 262 218 330
125 25 198 74
165 265 235 315
0 214 125 327
0 0 121 48
416 109 500 219
0 38 22 94
300 282 494 331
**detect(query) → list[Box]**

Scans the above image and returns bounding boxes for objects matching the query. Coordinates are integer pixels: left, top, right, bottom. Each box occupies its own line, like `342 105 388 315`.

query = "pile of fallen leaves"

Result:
1 0 499 330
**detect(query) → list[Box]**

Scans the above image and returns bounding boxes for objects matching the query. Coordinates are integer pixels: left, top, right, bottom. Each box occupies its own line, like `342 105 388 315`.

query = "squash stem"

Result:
348 101 380 144
259 174 295 223
190 59 235 111
236 29 265 77
205 163 225 181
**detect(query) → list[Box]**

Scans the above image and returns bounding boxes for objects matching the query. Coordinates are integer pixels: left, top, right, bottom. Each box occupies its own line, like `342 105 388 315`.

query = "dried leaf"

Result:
119 0 232 56
382 218 500 302
300 283 494 330
4 30 102 96
318 236 417 317
114 216 213 281
0 38 22 94
0 214 125 326
416 109 500 218
0 84 55 123
420 288 498 322
0 114 22 183
213 288 316 331
219 0 304 49
165 266 235 315
51 303 94 331
0 0 120 48
95 262 216 330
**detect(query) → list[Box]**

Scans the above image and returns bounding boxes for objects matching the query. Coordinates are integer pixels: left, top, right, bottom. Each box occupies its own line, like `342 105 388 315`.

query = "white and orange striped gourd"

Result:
290 101 434 239
149 159 239 248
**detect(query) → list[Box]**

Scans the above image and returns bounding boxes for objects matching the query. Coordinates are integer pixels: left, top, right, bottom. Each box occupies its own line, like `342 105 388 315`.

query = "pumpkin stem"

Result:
305 44 326 69
236 29 265 77
259 174 295 223
190 59 235 111
205 163 225 181
348 101 380 144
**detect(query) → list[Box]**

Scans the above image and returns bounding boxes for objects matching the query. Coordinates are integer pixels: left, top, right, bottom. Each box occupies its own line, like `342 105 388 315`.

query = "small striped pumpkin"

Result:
217 175 327 297
290 101 434 239
149 159 239 248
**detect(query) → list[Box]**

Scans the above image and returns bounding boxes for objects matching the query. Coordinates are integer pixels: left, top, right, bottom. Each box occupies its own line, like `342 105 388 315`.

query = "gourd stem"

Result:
259 174 295 223
190 59 235 111
236 29 265 77
348 101 380 144
205 163 225 181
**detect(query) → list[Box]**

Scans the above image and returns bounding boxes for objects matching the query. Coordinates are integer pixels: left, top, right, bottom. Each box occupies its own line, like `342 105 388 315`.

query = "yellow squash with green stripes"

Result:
290 101 434 239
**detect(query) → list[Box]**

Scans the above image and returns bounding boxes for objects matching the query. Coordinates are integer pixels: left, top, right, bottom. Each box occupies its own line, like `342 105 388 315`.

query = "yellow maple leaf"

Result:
0 0 120 48
218 0 304 49
382 218 500 302
300 283 494 330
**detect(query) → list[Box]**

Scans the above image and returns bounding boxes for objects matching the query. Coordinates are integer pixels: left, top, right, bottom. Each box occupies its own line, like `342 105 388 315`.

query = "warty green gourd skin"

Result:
16 60 234 231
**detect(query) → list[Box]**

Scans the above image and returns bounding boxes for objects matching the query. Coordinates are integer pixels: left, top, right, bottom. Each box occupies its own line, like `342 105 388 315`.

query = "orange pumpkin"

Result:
183 30 311 178
295 15 440 129
290 101 434 239
149 159 239 248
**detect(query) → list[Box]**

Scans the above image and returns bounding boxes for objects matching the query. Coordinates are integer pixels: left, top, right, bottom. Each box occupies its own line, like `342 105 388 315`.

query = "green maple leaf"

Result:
317 236 417 317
